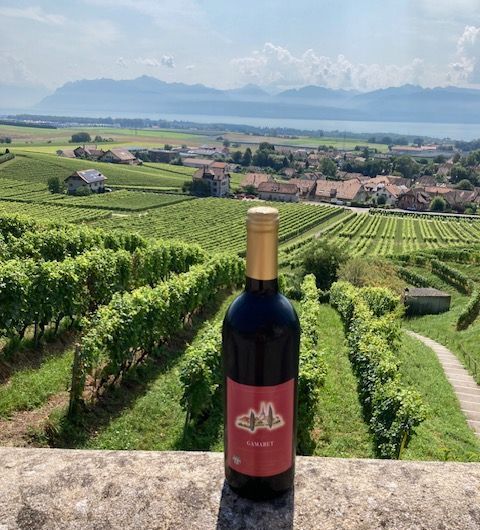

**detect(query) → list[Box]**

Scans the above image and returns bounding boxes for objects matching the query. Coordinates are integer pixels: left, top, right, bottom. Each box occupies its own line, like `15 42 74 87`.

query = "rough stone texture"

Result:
0 449 479 529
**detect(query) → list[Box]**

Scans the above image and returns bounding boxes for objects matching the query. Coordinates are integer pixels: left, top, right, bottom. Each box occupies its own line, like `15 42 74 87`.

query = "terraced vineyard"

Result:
62 190 195 211
0 200 112 222
0 151 194 189
326 213 480 256
94 199 342 254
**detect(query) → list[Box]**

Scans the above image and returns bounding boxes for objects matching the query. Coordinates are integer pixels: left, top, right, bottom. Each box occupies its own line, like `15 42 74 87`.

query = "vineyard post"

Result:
68 343 83 418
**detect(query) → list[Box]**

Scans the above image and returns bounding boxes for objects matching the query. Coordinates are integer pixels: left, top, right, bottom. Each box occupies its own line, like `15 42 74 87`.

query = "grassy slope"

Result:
399 333 480 461
0 348 73 419
0 151 194 188
312 305 375 458
404 264 480 373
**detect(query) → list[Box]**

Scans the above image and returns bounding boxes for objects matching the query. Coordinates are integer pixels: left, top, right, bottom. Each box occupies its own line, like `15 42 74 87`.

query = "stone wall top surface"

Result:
0 448 479 530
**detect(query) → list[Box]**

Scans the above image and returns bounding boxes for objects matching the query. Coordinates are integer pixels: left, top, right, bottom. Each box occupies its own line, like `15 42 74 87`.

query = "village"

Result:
57 139 480 215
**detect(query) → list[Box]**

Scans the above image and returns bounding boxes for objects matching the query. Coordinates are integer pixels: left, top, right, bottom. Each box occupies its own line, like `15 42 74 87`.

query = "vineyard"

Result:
94 199 343 254
0 151 194 189
0 200 112 223
280 211 480 267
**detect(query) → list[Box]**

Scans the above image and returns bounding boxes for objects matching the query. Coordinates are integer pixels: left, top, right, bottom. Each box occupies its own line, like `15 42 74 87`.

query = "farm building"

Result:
404 287 451 316
290 178 316 199
183 158 215 169
240 172 273 190
192 166 230 197
73 146 105 160
56 149 76 158
257 182 299 202
398 189 430 211
65 169 107 194
314 179 367 205
100 149 139 165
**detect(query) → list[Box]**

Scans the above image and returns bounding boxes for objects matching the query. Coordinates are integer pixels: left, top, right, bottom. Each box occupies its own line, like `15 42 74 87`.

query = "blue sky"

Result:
1 0 480 91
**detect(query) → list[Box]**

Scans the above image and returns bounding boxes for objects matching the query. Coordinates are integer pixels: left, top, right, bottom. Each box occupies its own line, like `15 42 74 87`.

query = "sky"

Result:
1 0 480 93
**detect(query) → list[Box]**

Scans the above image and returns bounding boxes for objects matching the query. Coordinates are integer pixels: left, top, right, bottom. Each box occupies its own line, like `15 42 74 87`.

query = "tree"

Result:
430 196 446 212
455 179 474 190
70 132 91 143
47 176 62 194
258 142 275 151
393 156 419 179
396 137 409 146
74 186 92 197
5 137 11 144
243 184 257 195
452 152 461 163
94 135 103 143
231 151 242 164
434 155 446 164
300 239 348 291
223 139 231 147
242 148 252 167
450 164 470 184
164 144 172 151
320 158 337 178
381 136 393 145
413 137 424 147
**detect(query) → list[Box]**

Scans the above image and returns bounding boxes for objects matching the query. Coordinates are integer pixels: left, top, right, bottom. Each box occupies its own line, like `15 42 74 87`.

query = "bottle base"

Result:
225 466 294 501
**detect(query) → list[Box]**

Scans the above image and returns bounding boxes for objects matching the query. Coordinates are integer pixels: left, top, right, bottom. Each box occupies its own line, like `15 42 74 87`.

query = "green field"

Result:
0 151 194 189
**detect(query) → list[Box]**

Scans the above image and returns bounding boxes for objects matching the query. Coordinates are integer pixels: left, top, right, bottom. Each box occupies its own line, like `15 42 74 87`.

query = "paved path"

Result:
406 330 480 437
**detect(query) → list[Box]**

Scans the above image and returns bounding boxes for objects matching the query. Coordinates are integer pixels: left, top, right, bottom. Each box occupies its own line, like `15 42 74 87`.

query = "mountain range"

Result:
11 76 480 124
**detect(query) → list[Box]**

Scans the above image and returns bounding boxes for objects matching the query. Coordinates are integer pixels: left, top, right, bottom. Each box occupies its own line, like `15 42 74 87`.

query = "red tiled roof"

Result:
241 173 272 188
258 181 298 195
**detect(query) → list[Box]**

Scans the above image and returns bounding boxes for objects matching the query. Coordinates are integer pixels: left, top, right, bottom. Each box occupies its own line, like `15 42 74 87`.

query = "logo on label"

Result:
235 401 284 433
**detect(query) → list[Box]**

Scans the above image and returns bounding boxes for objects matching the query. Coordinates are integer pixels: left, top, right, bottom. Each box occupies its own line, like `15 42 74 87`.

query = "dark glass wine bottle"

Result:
222 206 300 500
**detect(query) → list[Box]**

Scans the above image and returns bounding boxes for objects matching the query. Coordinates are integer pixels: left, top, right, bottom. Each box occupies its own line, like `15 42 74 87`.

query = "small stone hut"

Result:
404 287 451 316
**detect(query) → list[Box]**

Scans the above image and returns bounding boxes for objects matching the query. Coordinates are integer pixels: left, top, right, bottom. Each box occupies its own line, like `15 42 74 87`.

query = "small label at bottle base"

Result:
227 377 294 477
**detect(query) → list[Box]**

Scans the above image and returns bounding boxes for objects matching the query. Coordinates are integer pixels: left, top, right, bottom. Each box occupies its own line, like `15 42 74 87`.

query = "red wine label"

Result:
227 377 294 477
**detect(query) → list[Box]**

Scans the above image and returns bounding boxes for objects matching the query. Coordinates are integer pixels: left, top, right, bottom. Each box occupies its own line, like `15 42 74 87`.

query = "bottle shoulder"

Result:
224 291 300 331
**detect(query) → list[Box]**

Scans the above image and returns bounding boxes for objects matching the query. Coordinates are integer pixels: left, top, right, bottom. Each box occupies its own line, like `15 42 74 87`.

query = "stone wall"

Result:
0 448 479 529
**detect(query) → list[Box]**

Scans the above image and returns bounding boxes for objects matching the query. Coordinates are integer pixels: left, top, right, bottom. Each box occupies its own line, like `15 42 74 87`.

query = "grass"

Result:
399 333 480 461
0 124 214 148
403 264 480 378
41 291 236 450
0 151 194 189
312 305 375 458
0 347 73 419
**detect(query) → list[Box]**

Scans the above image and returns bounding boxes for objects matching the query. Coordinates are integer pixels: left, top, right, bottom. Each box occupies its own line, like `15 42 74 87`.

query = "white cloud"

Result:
161 55 175 68
136 57 161 67
2 6 65 25
0 52 41 86
448 25 480 84
116 57 128 68
231 43 428 91
80 20 120 45
186 64 195 70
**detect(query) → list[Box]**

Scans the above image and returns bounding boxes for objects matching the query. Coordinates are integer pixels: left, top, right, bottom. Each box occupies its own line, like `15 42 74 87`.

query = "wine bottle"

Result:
222 206 300 500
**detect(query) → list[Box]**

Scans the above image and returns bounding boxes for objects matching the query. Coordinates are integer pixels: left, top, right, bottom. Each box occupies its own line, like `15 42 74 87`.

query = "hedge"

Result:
297 274 326 454
457 286 480 331
70 255 245 410
0 241 206 342
430 259 473 294
330 281 426 458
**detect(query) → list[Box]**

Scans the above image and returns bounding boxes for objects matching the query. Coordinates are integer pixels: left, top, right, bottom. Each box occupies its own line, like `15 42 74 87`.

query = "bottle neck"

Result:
245 277 279 294
245 219 278 294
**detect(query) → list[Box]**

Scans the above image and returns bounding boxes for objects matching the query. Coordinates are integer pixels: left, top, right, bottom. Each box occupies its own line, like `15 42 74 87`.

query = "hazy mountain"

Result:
31 76 480 124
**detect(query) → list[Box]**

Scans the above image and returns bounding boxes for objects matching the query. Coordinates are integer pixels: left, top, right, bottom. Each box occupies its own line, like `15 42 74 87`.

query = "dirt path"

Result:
0 391 69 447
